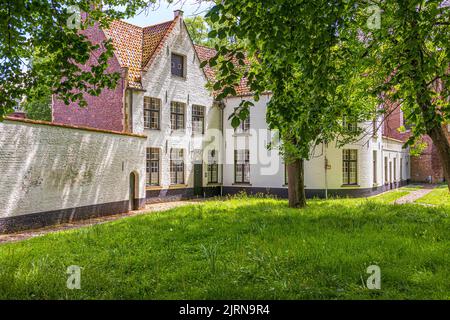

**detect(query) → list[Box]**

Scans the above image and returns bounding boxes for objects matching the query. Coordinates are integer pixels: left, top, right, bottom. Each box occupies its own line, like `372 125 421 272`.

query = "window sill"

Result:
341 184 360 188
169 184 188 189
171 75 187 81
146 186 163 191
171 130 186 135
233 183 252 186
145 128 161 131
207 183 222 187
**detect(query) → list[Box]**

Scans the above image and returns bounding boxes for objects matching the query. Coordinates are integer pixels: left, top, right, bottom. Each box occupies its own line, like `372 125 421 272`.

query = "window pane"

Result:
171 54 184 77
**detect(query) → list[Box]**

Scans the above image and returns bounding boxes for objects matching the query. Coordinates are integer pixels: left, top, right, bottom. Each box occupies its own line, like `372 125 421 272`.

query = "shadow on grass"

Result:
0 196 448 300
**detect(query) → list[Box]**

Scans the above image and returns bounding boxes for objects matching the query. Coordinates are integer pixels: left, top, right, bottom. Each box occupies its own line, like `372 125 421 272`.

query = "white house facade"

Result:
53 11 411 204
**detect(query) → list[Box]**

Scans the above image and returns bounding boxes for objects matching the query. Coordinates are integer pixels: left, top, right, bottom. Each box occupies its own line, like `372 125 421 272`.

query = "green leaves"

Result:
0 0 158 119
207 0 376 160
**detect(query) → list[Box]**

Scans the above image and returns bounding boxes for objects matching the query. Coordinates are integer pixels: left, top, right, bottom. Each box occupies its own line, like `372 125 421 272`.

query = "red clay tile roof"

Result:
104 18 179 89
194 44 252 96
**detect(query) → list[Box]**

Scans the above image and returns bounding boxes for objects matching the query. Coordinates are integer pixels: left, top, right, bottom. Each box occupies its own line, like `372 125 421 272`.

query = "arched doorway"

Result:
129 172 139 211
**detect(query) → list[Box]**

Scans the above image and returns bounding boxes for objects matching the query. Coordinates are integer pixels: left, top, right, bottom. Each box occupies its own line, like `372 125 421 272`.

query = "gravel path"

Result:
0 200 204 244
394 185 437 205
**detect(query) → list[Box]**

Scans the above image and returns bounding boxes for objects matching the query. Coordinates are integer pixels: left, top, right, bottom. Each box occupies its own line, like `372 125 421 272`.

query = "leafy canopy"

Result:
0 0 156 119
204 0 377 160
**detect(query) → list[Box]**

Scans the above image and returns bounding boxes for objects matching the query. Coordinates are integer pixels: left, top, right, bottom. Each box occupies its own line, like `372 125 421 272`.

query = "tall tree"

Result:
0 0 156 120
355 0 450 190
203 1 375 207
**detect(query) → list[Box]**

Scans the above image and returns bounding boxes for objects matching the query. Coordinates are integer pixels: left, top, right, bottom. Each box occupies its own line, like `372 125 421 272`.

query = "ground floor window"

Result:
146 148 160 186
394 157 397 182
342 149 358 185
235 150 250 184
284 163 288 185
373 150 377 184
170 148 184 185
400 157 403 181
384 157 388 184
207 149 219 184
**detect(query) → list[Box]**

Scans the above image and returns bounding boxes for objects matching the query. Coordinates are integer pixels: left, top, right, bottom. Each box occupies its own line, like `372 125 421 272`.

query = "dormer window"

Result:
171 53 185 77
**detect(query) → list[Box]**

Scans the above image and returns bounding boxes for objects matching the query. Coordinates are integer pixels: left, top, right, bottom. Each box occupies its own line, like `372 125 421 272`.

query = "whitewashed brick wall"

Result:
0 119 146 219
133 18 215 189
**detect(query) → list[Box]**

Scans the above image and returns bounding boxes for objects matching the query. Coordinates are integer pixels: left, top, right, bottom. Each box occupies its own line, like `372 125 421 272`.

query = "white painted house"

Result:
53 11 411 203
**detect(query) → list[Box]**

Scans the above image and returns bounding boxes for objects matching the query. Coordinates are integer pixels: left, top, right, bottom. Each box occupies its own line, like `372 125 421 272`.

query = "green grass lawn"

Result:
415 185 450 207
0 195 449 300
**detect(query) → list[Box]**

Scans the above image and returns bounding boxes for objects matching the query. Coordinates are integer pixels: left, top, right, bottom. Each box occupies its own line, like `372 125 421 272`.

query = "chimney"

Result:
174 10 184 19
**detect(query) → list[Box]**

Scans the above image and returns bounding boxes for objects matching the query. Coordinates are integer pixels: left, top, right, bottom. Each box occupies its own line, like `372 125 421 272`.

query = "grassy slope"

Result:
415 185 450 206
0 196 449 300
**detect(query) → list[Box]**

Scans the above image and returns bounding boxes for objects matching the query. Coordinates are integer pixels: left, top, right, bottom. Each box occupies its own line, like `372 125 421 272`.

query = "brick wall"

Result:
0 118 146 232
52 23 126 132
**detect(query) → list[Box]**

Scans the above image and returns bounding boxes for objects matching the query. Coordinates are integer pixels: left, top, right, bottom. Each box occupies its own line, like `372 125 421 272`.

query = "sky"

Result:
125 0 213 27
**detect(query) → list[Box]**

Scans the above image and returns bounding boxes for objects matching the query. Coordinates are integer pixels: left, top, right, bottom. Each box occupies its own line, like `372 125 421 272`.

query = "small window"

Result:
342 149 358 185
235 150 250 184
384 157 388 184
171 101 185 131
343 116 357 132
284 163 288 185
170 148 184 185
192 105 205 135
171 53 184 77
394 157 397 182
146 148 160 186
144 97 161 130
400 157 403 181
235 117 250 134
373 150 377 184
208 150 219 184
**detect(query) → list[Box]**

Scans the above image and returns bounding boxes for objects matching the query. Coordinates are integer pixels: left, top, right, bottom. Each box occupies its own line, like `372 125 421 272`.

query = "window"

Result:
171 53 184 77
389 161 392 184
394 158 397 182
207 150 219 184
144 97 161 130
343 116 357 132
400 157 403 181
146 148 160 186
373 150 377 184
284 163 289 185
384 157 388 184
171 102 185 131
170 149 184 185
342 149 358 185
235 150 250 183
235 117 250 134
192 105 205 134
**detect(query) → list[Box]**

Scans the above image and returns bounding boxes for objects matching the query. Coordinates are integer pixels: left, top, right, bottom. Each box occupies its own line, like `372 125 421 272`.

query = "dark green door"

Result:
194 163 203 197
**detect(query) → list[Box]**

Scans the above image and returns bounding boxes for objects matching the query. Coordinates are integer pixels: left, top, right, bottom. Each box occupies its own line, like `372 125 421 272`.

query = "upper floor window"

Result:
144 97 161 130
171 53 185 77
343 116 357 132
171 101 185 131
342 149 358 185
192 105 205 135
235 117 250 134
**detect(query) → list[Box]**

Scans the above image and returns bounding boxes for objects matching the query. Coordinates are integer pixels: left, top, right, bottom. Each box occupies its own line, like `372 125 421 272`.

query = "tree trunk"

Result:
427 125 450 191
287 158 307 208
